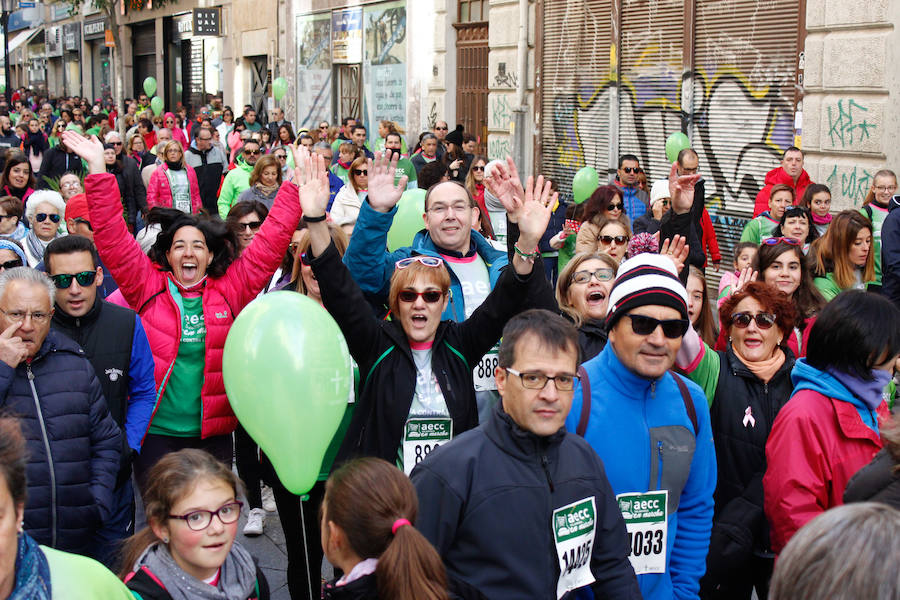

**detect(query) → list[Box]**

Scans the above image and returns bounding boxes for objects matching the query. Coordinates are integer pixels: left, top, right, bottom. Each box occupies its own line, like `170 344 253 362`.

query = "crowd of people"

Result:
0 86 897 600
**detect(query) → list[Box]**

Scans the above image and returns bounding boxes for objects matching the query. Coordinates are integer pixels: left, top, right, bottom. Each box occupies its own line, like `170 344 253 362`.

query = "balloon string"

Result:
299 498 313 600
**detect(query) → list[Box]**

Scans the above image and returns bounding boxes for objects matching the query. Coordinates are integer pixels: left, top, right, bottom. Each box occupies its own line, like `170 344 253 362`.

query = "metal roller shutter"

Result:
538 0 613 200
618 0 685 184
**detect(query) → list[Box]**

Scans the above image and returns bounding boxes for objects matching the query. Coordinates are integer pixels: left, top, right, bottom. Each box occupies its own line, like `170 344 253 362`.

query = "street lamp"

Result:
1 0 11 105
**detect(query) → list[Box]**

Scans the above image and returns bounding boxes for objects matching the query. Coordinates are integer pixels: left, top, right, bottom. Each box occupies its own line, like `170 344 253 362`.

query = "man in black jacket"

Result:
36 124 85 188
0 114 21 173
185 126 227 213
411 309 640 600
106 131 147 230
0 266 121 556
659 151 704 283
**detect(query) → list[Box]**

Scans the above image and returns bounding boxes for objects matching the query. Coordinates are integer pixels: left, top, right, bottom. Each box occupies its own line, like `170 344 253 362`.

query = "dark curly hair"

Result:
150 214 238 279
582 185 623 225
720 281 797 344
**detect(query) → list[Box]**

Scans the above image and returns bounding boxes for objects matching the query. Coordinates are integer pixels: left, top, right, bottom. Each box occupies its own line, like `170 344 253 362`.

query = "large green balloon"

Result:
223 292 352 495
572 166 599 204
273 77 288 102
665 132 691 164
150 96 164 116
143 76 157 97
387 188 426 252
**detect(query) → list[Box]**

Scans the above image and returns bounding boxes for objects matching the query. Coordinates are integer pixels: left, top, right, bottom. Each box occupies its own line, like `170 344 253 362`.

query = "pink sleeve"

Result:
146 169 162 209
187 165 202 214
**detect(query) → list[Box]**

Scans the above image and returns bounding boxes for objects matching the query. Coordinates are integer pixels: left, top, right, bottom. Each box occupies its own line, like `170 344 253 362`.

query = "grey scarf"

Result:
24 228 51 265
134 541 257 600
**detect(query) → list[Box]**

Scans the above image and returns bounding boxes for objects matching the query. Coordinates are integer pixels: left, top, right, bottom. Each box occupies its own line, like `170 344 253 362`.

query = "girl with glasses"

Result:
330 156 369 234
556 252 619 361
860 169 896 291
147 140 202 214
23 190 65 267
237 155 283 210
675 281 798 599
121 449 269 599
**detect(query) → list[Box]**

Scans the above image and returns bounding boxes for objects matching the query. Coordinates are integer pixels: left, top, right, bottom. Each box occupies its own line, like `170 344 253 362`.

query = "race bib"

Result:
473 346 499 392
402 417 452 475
553 497 597 599
617 491 668 575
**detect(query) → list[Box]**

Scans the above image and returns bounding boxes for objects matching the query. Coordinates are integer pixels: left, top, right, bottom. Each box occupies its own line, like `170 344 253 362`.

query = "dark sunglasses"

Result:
243 149 261 156
398 290 444 303
73 217 93 231
50 270 96 289
763 237 800 246
35 213 60 223
0 214 18 221
472 166 485 172
111 141 123 146
607 202 625 212
239 221 263 231
275 154 287 160
622 167 642 174
434 126 448 131
353 169 368 176
599 235 629 245
0 258 22 270
626 314 689 338
319 125 328 129
730 312 777 329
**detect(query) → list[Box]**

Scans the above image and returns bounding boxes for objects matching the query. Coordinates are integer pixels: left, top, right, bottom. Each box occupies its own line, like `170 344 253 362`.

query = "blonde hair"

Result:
388 261 451 317
556 252 619 327
159 140 185 167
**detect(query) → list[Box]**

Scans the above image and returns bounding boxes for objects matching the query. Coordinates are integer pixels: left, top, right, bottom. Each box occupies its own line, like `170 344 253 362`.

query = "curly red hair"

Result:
721 281 797 342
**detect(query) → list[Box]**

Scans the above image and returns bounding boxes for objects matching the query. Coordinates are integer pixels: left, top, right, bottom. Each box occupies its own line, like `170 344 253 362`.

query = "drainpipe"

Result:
512 0 529 176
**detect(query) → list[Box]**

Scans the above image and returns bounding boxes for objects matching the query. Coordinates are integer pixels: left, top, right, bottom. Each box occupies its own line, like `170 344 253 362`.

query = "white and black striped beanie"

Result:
606 253 689 329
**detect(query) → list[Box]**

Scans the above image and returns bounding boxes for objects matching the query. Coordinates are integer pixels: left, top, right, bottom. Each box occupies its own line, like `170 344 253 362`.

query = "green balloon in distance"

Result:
0 84 5 94
175 83 183 96
143 76 157 97
273 77 288 102
150 96 164 116
665 132 691 164
572 166 599 204
223 292 352 495
387 188 426 252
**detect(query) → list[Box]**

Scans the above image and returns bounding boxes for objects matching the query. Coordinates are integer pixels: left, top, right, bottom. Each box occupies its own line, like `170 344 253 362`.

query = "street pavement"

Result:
236 506 291 600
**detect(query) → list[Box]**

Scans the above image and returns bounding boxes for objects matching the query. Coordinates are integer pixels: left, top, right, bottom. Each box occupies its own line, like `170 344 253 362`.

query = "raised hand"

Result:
484 156 527 221
516 175 557 250
296 152 329 217
659 234 690 274
668 162 701 215
732 266 758 294
291 144 311 185
62 131 105 174
366 151 408 213
0 322 27 368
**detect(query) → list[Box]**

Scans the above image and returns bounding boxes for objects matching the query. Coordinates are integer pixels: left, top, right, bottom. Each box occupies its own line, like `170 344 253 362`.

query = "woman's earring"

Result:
162 536 169 544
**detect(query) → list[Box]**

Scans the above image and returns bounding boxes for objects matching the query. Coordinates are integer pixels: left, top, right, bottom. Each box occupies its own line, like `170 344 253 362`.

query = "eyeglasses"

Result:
427 202 469 216
571 268 614 284
0 214 18 221
398 289 445 303
0 308 52 323
0 259 22 270
353 169 368 176
111 141 122 146
319 125 329 130
599 235 629 245
50 270 96 289
763 237 800 245
622 167 642 174
239 221 262 231
626 314 690 338
874 186 897 193
472 166 485 172
35 213 60 223
504 367 579 391
730 312 777 329
275 154 287 160
73 218 93 231
435 126 448 131
607 203 625 212
243 149 261 156
168 501 244 531
396 256 443 269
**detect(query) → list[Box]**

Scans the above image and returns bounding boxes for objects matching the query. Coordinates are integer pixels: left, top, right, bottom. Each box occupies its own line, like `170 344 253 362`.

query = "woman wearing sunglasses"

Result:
675 281 797 599
296 151 555 473
577 185 626 250
23 189 65 267
330 156 368 234
146 140 202 214
811 210 874 301
237 155 282 210
556 252 619 361
577 213 632 262
0 237 26 271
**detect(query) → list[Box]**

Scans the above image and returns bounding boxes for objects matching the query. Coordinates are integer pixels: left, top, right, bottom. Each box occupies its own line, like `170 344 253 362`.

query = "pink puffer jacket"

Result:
87 173 301 438
146 162 203 214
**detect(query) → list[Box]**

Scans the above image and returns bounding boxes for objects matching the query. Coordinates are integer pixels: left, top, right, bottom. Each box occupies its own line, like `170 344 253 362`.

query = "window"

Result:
458 0 485 23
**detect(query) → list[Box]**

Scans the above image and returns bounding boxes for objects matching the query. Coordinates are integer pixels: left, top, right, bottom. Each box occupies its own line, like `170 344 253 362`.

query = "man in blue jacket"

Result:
567 252 716 600
412 309 640 599
880 193 900 307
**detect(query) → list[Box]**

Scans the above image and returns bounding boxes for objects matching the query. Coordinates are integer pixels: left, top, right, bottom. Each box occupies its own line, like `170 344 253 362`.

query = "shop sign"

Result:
105 29 115 48
63 23 80 51
193 7 220 36
83 18 107 40
171 13 193 42
331 7 362 64
46 25 63 57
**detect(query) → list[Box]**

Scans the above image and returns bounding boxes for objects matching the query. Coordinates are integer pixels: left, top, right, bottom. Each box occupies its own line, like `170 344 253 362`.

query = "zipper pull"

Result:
26 364 33 380
540 454 555 492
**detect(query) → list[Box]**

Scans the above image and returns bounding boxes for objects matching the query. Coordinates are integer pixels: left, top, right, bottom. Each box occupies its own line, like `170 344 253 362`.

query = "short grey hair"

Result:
0 267 55 306
770 502 900 600
156 127 172 140
312 142 331 152
25 190 65 223
104 131 122 143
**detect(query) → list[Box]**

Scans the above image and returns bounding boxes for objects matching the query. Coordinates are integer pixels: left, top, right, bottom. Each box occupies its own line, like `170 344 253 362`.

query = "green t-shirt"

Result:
862 203 889 286
394 157 417 188
150 291 206 437
330 163 351 185
739 213 779 245
557 233 577 273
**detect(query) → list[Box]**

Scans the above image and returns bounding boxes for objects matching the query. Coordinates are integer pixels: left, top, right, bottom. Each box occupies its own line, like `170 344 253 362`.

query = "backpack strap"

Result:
864 204 873 222
671 371 699 436
576 365 591 437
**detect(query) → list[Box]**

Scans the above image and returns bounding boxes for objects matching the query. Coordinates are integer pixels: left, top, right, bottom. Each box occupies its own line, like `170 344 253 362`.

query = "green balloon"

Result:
665 132 691 164
572 166 599 204
150 96 164 116
387 188 426 252
0 84 5 94
273 77 288 102
175 83 183 96
143 76 157 97
223 292 352 495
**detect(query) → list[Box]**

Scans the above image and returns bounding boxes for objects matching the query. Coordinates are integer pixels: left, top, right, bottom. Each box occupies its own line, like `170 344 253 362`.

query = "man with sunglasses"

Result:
614 154 650 222
45 235 156 567
217 139 262 219
185 126 228 214
567 253 716 600
432 120 449 159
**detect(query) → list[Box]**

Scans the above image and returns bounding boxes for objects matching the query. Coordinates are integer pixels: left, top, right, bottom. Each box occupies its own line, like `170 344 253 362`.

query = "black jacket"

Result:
411 404 641 600
185 145 227 214
659 210 705 282
0 131 20 173
578 319 608 363
118 151 148 225
880 195 900 307
36 146 84 188
703 346 794 584
0 330 121 553
632 212 661 235
843 447 900 510
311 240 549 465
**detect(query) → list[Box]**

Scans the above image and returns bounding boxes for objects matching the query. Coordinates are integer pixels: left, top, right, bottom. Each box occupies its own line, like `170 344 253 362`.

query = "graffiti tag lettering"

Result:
488 136 511 161
825 164 873 204
826 99 875 148
490 95 513 130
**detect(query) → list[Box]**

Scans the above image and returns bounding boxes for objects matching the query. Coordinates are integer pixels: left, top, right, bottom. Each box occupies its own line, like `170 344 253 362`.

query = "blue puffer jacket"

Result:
567 343 716 600
343 200 508 320
0 329 122 554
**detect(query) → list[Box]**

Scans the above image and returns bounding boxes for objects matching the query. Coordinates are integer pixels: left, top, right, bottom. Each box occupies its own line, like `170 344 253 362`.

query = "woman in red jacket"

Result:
764 290 900 554
147 140 202 214
62 130 302 488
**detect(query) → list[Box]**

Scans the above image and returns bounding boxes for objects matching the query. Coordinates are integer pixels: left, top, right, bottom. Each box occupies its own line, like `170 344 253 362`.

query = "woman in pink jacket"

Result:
163 111 188 148
62 130 303 488
146 139 202 214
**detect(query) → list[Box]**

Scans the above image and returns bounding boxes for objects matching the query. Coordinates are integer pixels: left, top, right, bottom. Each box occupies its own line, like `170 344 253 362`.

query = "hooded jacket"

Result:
764 359 887 553
412 403 641 600
753 167 811 217
613 180 649 221
217 156 255 218
0 329 122 554
146 162 202 214
185 143 227 214
86 173 300 439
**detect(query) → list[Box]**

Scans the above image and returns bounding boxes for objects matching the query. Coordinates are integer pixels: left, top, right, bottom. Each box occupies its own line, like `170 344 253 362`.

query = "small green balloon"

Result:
150 96 164 116
387 188 426 252
572 167 600 204
223 292 352 495
0 84 5 94
273 77 288 102
143 76 157 97
175 83 183 96
665 132 691 164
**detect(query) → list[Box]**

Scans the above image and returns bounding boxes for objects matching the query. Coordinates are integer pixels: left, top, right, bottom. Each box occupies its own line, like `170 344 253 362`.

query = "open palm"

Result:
367 151 407 212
